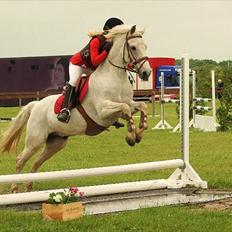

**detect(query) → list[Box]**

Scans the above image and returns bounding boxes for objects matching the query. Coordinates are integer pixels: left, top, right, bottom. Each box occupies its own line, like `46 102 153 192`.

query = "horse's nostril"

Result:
142 70 150 79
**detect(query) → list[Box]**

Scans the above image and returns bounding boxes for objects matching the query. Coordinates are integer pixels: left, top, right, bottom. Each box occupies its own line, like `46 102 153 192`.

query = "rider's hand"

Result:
103 41 113 52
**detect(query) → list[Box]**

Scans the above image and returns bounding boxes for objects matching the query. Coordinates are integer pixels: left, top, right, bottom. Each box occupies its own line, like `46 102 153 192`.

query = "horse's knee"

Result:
140 102 147 110
135 102 147 113
16 158 24 172
121 103 131 116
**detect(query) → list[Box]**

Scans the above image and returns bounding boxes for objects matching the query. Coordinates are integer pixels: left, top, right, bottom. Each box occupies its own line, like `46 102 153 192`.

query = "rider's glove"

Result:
103 41 113 53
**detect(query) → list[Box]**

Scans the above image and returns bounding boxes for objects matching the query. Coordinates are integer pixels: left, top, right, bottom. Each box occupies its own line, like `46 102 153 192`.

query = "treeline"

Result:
176 59 232 97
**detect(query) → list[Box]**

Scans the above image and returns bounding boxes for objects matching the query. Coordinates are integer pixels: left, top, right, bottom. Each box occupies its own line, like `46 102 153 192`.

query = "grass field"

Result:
0 103 232 231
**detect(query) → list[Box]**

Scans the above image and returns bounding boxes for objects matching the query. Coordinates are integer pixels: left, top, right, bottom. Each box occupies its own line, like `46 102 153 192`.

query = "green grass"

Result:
0 103 232 231
0 206 232 232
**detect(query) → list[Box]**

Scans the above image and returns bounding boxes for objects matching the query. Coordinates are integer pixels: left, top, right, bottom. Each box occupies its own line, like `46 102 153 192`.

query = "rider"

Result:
57 17 124 125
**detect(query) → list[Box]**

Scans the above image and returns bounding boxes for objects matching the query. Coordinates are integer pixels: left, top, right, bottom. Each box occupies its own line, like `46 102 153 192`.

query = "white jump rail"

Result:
163 99 180 104
0 179 197 206
0 54 207 206
0 159 183 184
0 117 15 122
193 106 212 111
193 97 211 102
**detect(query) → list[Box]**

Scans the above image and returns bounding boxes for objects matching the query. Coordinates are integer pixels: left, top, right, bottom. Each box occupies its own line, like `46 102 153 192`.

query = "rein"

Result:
108 31 148 74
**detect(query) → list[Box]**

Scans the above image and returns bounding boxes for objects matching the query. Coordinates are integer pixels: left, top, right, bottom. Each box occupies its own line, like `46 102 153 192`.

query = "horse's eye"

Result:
131 46 136 51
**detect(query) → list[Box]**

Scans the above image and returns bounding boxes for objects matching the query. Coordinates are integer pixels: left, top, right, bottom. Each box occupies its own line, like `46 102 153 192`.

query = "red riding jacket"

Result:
70 35 108 70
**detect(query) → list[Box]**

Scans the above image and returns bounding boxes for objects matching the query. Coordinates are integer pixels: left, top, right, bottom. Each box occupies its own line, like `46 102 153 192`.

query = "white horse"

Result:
0 25 151 192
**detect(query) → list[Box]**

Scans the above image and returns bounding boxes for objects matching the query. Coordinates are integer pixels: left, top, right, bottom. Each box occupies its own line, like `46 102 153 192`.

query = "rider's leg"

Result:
57 63 85 123
57 83 76 123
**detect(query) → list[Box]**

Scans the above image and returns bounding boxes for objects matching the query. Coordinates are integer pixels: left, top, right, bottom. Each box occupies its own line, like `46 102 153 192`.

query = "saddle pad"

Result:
54 95 64 114
54 76 90 114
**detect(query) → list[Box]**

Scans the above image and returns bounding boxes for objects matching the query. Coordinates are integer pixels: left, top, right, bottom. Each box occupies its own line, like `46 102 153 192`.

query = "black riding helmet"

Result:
103 17 124 31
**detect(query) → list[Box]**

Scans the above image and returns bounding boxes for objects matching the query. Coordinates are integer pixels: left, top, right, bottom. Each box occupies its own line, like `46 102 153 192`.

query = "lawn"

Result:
0 103 232 231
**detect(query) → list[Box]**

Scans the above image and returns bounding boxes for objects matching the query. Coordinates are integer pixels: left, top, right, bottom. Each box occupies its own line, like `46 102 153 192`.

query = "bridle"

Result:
108 31 148 74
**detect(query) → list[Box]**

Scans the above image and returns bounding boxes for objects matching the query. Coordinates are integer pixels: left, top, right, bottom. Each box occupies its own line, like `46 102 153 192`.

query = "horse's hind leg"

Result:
11 129 48 193
11 141 45 193
25 134 68 192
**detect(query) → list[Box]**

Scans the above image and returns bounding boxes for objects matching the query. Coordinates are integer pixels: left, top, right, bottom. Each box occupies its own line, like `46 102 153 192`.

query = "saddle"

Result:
54 76 107 135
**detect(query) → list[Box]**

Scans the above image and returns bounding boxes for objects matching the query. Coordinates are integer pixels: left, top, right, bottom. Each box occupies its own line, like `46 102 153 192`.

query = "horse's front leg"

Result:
101 100 136 146
130 101 148 143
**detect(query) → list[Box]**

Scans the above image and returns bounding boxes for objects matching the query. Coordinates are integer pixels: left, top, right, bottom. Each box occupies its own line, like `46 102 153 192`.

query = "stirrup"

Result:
57 108 71 123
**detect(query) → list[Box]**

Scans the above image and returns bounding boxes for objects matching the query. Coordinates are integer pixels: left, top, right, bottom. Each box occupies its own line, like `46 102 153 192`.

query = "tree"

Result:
217 84 232 131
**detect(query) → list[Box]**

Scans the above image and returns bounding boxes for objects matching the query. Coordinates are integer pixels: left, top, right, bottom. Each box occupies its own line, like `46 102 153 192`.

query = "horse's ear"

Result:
140 28 145 35
130 25 136 34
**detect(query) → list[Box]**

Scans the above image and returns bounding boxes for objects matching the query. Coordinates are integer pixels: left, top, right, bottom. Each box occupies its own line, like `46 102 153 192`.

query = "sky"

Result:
0 0 231 61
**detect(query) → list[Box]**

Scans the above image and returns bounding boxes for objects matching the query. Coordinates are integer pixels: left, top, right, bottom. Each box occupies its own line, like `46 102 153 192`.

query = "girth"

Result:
76 104 108 136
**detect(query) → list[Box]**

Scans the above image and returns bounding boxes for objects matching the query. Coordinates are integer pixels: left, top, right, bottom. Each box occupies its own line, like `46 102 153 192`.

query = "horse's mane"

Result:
87 24 144 39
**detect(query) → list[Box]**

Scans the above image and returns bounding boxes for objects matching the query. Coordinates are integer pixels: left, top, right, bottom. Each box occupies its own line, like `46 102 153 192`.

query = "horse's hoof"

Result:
135 135 141 143
126 139 136 146
125 136 136 146
11 185 19 193
135 128 143 143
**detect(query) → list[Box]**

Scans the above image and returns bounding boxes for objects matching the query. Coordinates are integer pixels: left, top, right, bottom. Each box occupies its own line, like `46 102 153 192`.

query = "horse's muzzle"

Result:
140 69 151 81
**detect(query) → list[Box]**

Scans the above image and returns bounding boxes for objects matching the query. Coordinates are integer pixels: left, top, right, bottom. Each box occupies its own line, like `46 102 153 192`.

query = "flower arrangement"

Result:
47 187 84 204
42 187 84 221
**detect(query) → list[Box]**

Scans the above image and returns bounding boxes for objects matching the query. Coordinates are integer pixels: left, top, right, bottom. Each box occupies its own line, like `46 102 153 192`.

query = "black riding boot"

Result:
57 83 76 123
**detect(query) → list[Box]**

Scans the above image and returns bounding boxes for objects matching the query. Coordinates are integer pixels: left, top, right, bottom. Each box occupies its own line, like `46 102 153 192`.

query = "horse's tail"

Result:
0 101 37 154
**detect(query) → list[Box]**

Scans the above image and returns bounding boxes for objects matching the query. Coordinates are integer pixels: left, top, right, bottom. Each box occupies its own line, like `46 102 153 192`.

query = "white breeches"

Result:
69 63 92 87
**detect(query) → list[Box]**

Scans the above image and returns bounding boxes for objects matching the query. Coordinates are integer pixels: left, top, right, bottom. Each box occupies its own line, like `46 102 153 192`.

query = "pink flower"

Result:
69 187 79 194
79 191 84 198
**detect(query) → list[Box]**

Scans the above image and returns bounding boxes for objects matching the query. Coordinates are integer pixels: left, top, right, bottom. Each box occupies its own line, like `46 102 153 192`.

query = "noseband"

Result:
108 31 148 74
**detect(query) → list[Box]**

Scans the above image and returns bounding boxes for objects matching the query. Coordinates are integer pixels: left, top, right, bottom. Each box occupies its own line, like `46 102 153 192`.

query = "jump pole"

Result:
0 54 207 206
0 159 184 184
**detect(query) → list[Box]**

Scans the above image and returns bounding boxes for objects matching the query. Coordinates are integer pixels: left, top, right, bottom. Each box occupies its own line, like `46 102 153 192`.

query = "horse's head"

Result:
106 25 151 81
124 25 151 81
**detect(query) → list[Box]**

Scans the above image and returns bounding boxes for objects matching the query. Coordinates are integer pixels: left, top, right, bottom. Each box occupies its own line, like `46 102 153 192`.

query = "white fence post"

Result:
192 70 196 127
181 55 189 163
211 70 217 125
152 72 173 130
